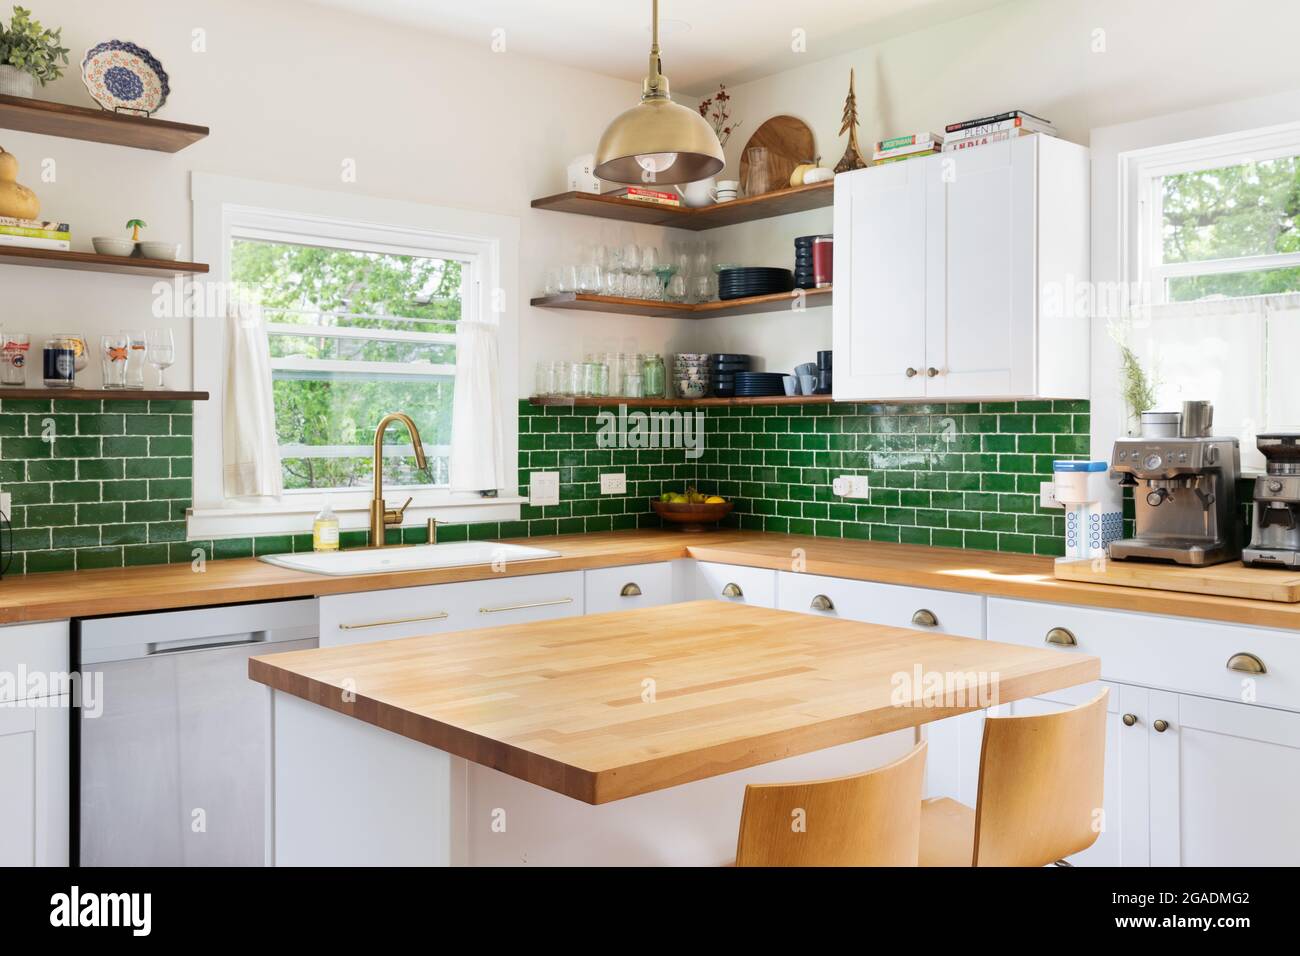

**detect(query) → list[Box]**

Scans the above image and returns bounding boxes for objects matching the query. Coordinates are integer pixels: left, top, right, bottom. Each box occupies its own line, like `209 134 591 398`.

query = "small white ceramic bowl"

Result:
92 237 135 257
137 241 181 261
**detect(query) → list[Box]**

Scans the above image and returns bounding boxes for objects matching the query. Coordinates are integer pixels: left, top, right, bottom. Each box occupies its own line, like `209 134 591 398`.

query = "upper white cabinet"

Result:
833 134 1089 401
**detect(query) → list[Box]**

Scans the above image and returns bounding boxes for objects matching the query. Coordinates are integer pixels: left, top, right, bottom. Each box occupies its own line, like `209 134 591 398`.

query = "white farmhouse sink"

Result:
258 541 560 576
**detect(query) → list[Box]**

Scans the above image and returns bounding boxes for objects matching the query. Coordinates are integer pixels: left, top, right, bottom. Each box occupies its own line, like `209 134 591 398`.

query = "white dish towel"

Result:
449 317 504 492
222 302 283 499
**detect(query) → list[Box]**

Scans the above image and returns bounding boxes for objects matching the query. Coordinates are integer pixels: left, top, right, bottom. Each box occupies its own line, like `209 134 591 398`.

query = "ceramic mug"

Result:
715 179 740 203
676 177 717 208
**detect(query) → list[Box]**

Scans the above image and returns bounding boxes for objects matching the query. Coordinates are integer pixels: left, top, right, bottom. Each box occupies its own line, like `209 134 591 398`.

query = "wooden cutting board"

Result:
1054 557 1300 603
738 115 816 195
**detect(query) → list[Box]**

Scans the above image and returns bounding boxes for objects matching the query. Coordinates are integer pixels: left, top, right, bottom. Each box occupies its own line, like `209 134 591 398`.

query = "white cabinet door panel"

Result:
584 563 674 615
833 163 928 399
687 562 777 608
0 695 68 867
776 571 984 638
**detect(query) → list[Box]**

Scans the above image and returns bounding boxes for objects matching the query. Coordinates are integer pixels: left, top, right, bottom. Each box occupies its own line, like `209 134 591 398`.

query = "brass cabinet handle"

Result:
339 611 449 631
1122 713 1138 727
1153 719 1170 733
926 367 940 377
721 582 744 598
479 597 574 614
1226 652 1266 675
810 594 834 611
1045 627 1078 647
911 608 938 628
905 367 919 378
620 583 642 597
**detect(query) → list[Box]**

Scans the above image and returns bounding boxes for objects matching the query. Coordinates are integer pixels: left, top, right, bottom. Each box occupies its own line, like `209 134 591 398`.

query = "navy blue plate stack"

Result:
711 353 751 397
732 371 788 397
718 267 795 300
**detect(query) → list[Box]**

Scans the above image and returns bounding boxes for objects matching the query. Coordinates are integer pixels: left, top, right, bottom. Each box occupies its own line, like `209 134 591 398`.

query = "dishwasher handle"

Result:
146 631 270 656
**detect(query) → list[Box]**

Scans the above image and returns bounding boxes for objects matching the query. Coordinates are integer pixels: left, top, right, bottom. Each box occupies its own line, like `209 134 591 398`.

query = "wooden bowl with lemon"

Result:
651 489 733 532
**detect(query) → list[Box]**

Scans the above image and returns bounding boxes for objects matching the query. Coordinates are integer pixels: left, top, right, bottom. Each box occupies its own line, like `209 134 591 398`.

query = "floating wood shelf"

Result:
0 93 208 152
0 246 209 277
530 286 831 319
530 395 833 408
530 181 833 231
0 388 208 402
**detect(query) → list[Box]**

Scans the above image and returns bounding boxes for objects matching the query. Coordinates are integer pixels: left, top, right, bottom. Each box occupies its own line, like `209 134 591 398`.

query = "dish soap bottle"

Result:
312 502 340 552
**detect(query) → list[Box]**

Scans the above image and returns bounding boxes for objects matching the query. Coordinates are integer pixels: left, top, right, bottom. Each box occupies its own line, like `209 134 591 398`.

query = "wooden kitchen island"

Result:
250 601 1099 866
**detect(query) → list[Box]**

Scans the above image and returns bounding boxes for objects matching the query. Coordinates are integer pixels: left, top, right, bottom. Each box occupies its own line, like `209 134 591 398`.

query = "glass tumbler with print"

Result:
1 332 30 385
100 333 130 389
124 329 147 389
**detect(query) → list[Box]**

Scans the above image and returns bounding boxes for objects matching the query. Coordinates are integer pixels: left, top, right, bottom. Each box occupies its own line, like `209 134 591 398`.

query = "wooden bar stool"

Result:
734 742 927 866
920 688 1109 867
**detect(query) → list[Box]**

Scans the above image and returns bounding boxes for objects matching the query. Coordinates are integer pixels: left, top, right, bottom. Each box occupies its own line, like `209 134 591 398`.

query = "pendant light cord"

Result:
646 0 665 98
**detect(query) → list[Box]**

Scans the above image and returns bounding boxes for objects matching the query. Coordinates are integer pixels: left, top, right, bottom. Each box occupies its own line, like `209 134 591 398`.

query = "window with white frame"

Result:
1125 123 1300 470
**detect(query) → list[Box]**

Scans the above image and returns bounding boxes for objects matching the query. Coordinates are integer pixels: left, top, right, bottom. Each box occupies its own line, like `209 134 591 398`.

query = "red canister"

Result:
812 236 833 288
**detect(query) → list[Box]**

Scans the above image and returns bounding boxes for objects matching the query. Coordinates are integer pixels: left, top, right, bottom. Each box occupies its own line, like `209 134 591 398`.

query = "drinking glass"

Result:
100 334 129 389
667 274 687 303
640 245 659 275
534 361 557 397
692 275 712 304
147 328 175 388
553 361 573 397
124 328 147 389
1 332 29 386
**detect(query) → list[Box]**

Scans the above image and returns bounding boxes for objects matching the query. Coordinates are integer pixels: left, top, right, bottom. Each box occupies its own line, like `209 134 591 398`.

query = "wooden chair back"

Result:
972 688 1109 866
734 742 927 866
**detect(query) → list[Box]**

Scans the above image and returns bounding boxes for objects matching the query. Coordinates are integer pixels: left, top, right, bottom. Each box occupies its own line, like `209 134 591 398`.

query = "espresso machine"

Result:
1108 401 1242 566
1243 433 1300 568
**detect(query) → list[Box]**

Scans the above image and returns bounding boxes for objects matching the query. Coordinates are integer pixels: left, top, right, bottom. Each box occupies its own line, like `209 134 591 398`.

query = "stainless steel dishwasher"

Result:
74 599 317 866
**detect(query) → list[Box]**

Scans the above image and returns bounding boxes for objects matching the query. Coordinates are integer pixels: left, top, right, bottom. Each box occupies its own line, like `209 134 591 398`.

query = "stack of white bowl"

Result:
673 353 711 399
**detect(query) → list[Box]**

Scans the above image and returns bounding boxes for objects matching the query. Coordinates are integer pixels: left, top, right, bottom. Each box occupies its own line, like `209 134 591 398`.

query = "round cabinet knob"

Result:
721 582 744 598
926 367 940 378
619 582 642 597
911 608 939 628
1226 652 1266 675
1044 626 1078 647
1153 719 1170 733
1122 713 1138 727
905 367 919 378
810 594 835 611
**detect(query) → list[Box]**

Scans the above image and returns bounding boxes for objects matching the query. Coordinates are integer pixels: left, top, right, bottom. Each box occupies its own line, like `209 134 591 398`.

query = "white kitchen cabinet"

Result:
685 562 777 608
776 571 984 638
584 562 674 615
833 134 1089 401
319 571 584 646
0 621 69 867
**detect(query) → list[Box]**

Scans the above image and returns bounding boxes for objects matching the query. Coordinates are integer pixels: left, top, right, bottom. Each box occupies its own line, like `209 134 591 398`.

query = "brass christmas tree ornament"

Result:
833 68 867 173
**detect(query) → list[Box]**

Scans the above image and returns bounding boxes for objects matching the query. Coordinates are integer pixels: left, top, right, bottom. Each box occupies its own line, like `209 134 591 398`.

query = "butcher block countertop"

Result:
4 528 1300 630
249 601 1100 803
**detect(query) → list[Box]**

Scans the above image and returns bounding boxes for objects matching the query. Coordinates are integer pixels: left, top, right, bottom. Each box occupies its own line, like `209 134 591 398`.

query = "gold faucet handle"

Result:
384 496 414 526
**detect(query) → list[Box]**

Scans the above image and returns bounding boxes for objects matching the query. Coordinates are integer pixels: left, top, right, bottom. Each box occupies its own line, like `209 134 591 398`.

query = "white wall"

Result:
0 0 696 395
703 0 1300 376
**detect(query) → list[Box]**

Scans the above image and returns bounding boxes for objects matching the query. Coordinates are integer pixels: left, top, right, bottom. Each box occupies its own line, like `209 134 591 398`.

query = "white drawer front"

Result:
690 562 777 608
0 621 69 703
988 598 1300 711
777 572 985 638
321 571 583 646
585 563 673 615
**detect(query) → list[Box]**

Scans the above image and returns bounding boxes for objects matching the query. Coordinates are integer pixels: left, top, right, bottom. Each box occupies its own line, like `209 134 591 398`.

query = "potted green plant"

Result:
0 6 69 99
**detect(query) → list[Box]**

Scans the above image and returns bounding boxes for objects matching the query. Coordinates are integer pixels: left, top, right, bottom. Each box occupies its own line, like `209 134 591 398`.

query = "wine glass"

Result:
147 328 175 389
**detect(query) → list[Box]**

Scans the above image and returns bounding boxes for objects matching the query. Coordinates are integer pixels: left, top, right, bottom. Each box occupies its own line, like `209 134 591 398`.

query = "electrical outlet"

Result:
599 472 627 495
832 475 870 498
0 491 10 516
529 471 560 507
1040 480 1063 509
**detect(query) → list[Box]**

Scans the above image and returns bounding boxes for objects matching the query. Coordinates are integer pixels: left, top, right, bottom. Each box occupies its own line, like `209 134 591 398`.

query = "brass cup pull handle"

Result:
1226 652 1266 675
620 582 642 597
721 582 744 598
1153 719 1170 733
1122 713 1138 727
905 367 919 378
810 594 834 611
1045 626 1078 647
911 608 938 628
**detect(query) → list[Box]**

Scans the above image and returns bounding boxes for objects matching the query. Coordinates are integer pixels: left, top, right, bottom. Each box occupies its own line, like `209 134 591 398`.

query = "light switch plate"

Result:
1040 480 1063 509
832 475 870 498
529 471 560 507
600 473 627 495
0 491 10 516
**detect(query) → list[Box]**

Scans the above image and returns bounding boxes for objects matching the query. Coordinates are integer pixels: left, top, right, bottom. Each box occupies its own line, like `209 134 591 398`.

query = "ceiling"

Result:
303 0 1013 94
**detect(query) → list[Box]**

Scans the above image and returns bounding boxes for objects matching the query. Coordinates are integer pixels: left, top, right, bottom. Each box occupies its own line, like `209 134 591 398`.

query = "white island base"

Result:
267 690 917 867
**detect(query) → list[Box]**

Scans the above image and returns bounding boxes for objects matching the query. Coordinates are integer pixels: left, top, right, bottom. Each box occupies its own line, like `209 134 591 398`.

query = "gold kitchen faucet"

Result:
369 413 427 548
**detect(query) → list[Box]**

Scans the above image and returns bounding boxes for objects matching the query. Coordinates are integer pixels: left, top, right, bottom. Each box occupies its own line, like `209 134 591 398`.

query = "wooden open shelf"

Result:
531 285 831 319
0 388 208 401
0 93 208 152
530 181 833 231
530 395 833 408
0 246 209 277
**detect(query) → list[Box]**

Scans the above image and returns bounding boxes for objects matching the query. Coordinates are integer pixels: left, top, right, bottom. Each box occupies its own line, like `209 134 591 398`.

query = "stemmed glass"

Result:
147 328 175 389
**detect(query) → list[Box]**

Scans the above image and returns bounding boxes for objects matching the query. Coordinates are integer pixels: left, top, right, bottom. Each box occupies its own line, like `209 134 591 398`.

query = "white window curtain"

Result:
449 318 504 492
1132 292 1300 471
222 302 283 498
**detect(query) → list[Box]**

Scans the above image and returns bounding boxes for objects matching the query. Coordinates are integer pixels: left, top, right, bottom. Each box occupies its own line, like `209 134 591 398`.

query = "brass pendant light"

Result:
594 0 725 186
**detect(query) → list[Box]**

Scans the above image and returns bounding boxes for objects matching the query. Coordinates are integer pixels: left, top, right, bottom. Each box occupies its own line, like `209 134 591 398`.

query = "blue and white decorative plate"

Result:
81 40 169 116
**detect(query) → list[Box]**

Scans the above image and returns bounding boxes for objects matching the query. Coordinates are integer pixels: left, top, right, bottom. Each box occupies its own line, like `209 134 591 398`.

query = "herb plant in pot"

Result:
0 6 69 99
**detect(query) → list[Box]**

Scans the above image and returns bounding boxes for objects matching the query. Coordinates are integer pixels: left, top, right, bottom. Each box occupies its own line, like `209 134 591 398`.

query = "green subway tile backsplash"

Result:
0 396 1090 574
